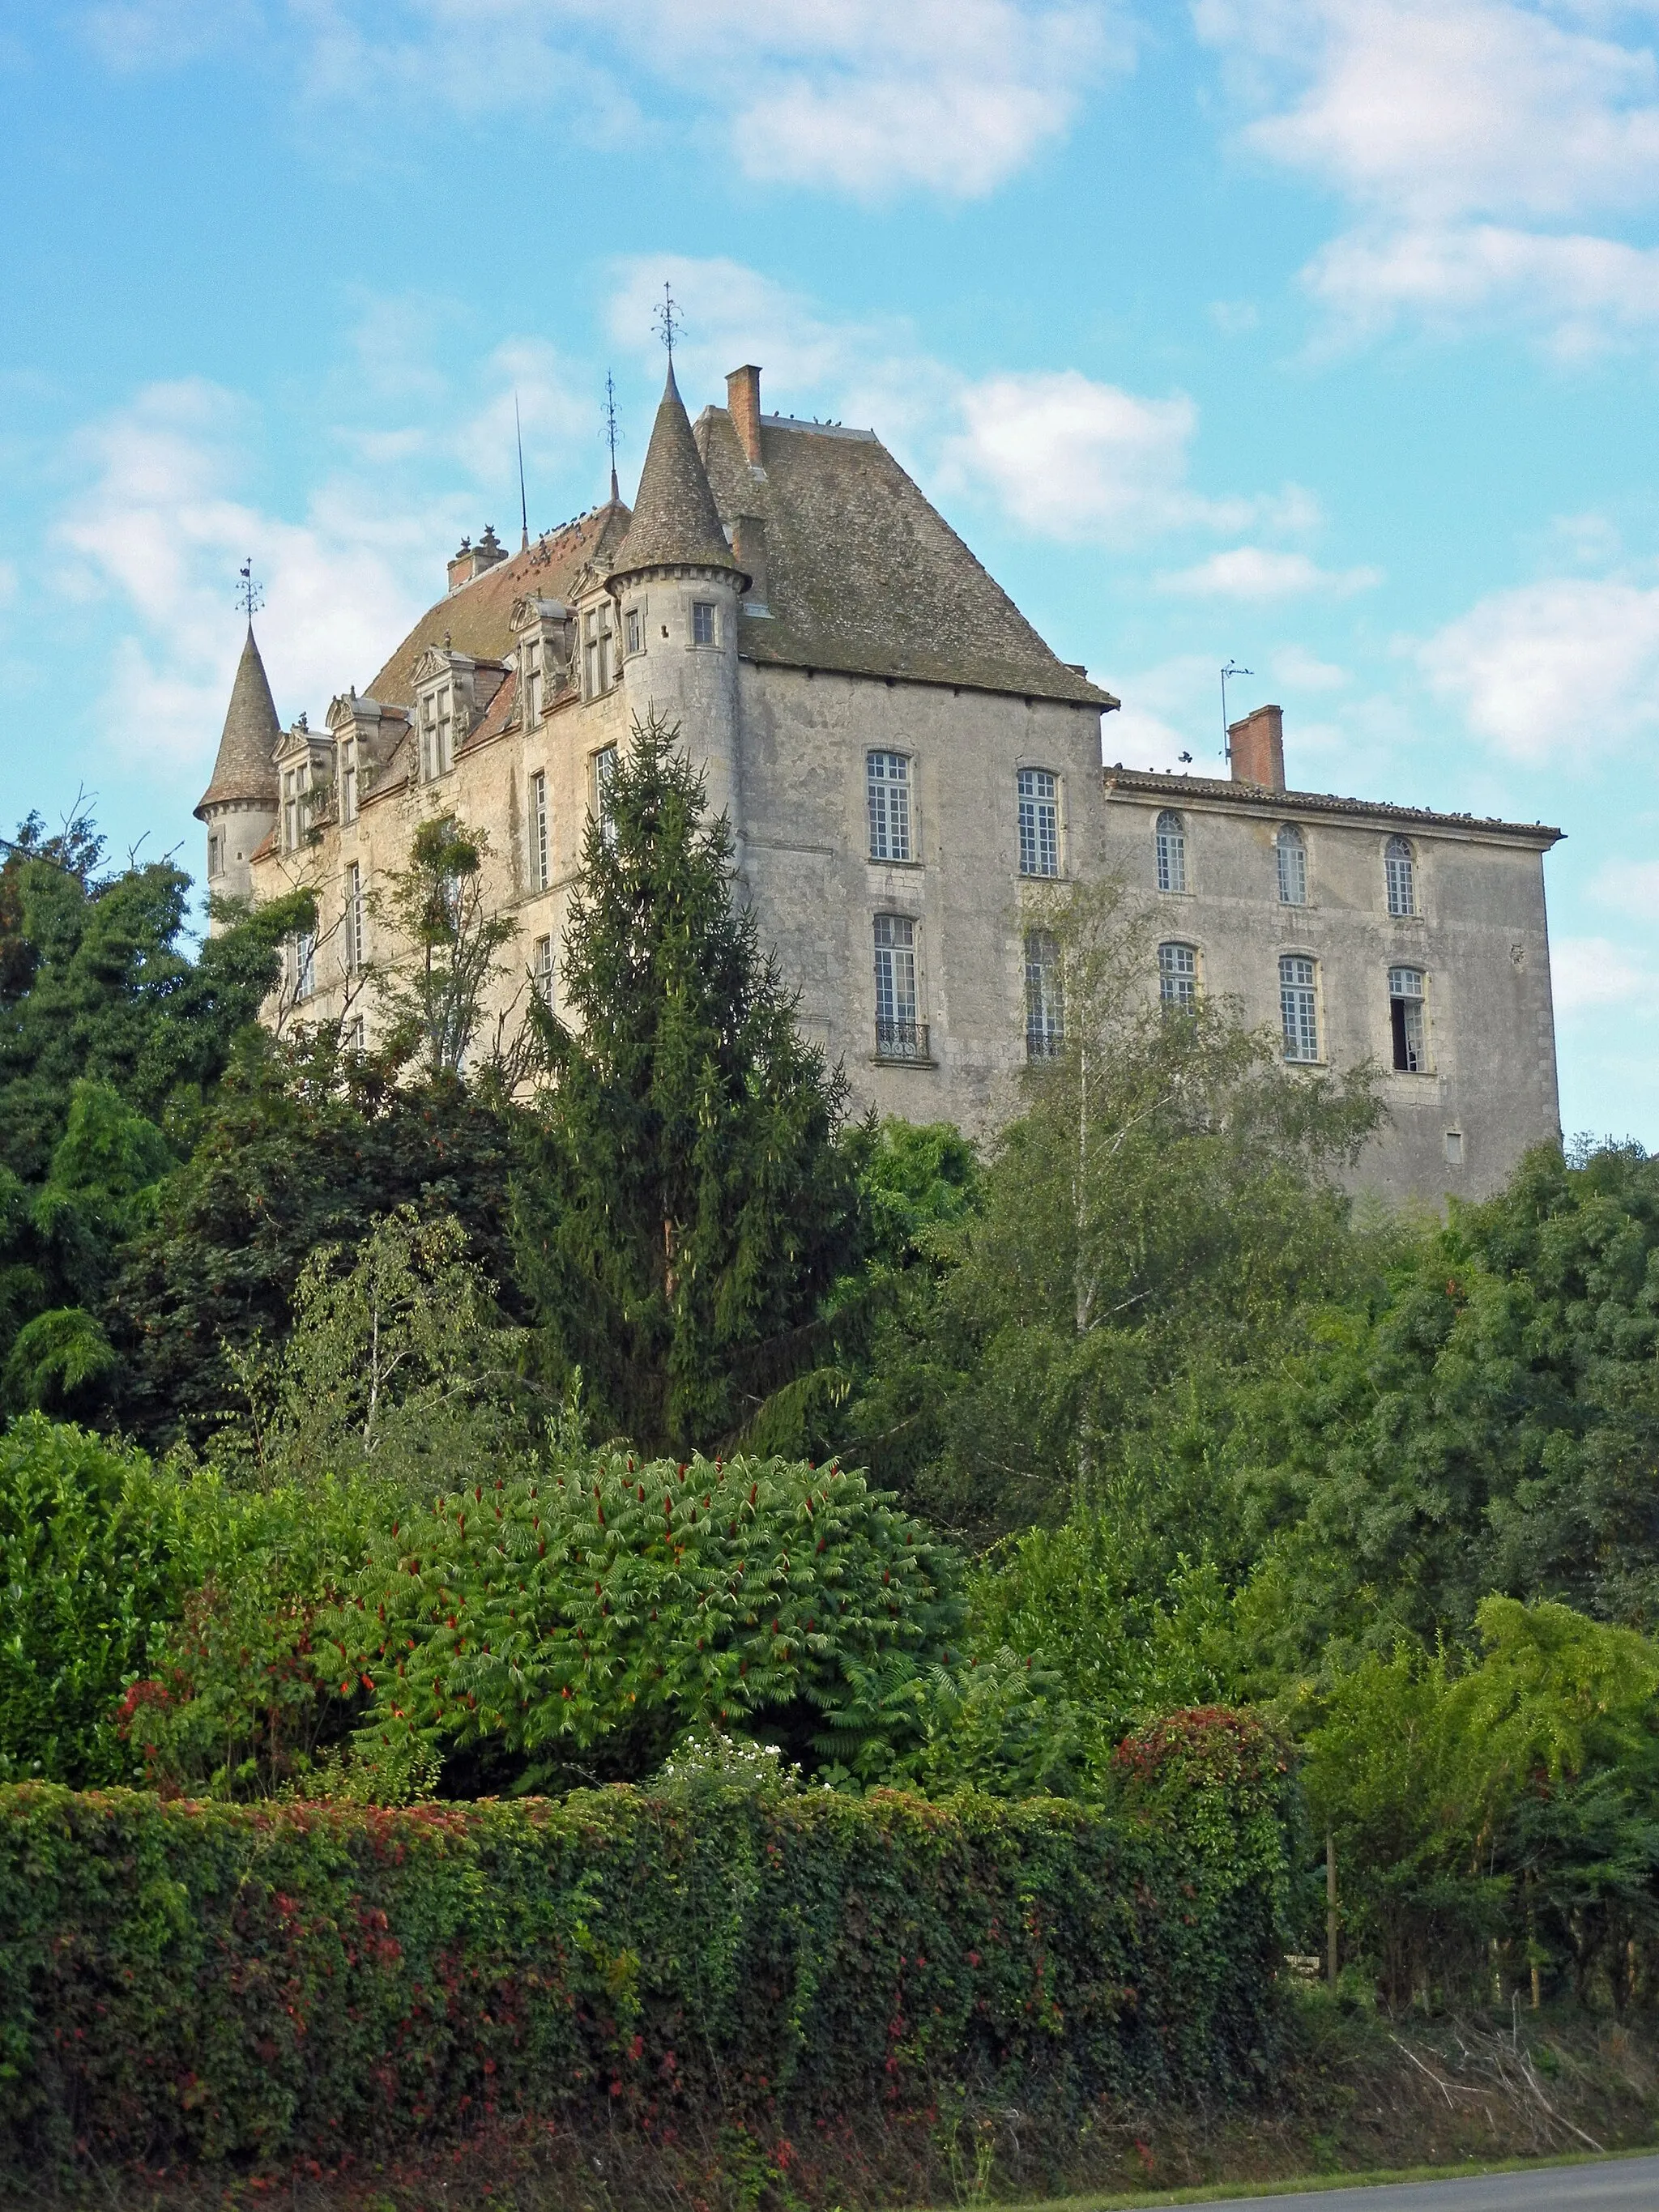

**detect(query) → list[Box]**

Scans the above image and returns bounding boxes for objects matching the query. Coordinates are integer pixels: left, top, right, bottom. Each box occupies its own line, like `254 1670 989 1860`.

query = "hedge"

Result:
0 1719 1289 2177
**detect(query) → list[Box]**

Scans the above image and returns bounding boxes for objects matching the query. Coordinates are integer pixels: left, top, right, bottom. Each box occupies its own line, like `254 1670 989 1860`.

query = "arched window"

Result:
1388 965 1427 1072
1026 929 1064 1059
1385 835 1416 917
1158 941 1198 1012
1155 809 1187 893
1279 953 1320 1063
1275 823 1307 906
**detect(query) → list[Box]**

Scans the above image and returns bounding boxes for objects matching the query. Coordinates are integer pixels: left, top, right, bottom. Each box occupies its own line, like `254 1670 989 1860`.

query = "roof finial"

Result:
654 281 681 366
514 391 529 553
237 557 264 625
603 368 621 505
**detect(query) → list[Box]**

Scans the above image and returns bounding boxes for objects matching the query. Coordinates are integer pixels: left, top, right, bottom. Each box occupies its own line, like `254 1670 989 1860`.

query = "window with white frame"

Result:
340 739 358 825
343 861 365 974
530 769 550 892
1275 823 1306 906
872 913 923 1056
1017 768 1060 877
533 934 554 1006
582 604 614 698
1385 835 1417 917
348 1012 366 1055
867 751 912 862
692 601 717 646
1389 965 1428 1072
1158 940 1198 1012
1155 808 1187 894
1279 953 1320 1063
420 686 454 779
591 745 618 845
293 927 316 1002
281 766 304 852
1025 928 1064 1059
524 637 544 725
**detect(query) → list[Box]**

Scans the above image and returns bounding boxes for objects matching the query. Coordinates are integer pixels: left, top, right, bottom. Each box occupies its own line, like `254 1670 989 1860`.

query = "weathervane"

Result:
1220 661 1252 761
237 559 264 623
603 369 621 503
654 282 681 363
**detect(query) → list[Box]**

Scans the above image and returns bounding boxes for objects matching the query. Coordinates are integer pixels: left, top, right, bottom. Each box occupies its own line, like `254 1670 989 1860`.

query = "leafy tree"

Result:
327 1447 965 1795
369 814 529 1084
511 714 862 1455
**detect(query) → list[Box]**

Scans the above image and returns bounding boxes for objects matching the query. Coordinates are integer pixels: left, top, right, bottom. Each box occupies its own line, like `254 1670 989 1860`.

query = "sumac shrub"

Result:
0 1763 1290 2177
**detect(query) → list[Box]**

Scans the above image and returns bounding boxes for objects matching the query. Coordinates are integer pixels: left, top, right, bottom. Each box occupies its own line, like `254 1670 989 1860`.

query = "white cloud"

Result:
1417 573 1659 761
1593 857 1659 920
1196 0 1659 352
1157 545 1381 598
84 0 1128 199
1551 932 1654 1012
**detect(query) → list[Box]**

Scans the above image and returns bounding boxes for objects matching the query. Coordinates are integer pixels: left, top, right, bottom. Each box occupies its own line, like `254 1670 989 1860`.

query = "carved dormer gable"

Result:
569 565 619 702
510 593 570 727
411 643 478 781
273 715 334 852
326 689 405 823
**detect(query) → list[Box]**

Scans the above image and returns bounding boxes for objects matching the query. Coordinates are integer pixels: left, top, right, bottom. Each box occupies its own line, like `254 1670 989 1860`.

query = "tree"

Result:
369 814 529 1084
511 714 862 1455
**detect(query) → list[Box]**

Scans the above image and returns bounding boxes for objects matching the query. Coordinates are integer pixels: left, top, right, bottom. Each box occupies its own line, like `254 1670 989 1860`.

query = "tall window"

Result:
533 935 554 1006
420 686 453 779
867 751 911 862
207 831 221 877
1385 835 1417 917
524 638 544 724
281 766 303 852
1158 941 1198 1012
582 604 614 697
293 927 316 1002
1279 953 1320 1063
624 606 642 656
343 861 365 974
692 601 716 646
1017 768 1059 877
1025 928 1064 1059
530 769 550 892
1155 809 1187 893
873 914 923 1057
1275 823 1306 906
340 739 358 825
591 745 618 845
348 1012 366 1056
1389 965 1427 1072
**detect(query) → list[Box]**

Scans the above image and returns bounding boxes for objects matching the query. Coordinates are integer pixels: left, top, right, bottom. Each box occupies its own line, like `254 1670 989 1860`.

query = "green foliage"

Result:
0 1417 188 1785
331 1447 966 1792
511 714 861 1455
0 1765 1290 2175
368 813 531 1084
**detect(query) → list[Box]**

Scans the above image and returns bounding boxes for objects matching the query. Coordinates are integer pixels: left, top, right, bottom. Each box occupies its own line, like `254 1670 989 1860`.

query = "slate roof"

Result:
362 501 632 707
694 405 1115 709
611 366 745 582
195 624 281 816
1102 766 1563 846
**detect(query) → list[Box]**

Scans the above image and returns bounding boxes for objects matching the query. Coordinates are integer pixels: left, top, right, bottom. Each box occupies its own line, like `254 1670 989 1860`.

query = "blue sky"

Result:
2 0 1657 1143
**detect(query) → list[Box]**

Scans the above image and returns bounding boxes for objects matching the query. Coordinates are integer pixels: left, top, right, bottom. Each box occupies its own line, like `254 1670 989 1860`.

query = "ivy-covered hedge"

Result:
0 1726 1289 2176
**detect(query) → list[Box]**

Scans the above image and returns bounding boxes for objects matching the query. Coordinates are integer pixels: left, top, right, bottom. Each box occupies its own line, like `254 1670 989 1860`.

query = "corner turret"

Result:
195 624 282 927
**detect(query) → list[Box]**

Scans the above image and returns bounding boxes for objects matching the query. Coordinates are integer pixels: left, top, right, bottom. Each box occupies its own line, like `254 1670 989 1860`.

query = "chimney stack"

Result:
727 364 764 467
1228 702 1286 792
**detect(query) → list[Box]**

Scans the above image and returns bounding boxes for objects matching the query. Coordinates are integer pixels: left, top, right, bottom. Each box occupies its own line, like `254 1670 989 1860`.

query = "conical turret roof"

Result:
195 624 282 817
611 364 744 583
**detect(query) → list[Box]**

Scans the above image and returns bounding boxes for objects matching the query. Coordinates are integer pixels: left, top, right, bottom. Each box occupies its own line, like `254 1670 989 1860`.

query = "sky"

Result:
2 0 1657 1144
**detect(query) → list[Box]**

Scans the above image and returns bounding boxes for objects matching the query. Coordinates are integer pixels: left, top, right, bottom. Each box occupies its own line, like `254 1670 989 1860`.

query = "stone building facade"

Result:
195 361 1563 1205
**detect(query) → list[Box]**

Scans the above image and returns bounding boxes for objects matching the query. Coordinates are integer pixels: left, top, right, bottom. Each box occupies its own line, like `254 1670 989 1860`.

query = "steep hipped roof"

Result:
611 365 744 582
194 624 282 817
1102 766 1563 846
694 405 1115 709
363 501 632 707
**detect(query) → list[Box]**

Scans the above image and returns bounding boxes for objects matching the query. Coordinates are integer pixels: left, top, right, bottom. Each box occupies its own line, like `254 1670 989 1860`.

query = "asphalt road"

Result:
1175 2156 1659 2209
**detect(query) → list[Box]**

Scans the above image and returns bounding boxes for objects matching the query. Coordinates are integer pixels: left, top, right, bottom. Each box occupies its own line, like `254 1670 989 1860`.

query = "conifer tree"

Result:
511 713 860 1455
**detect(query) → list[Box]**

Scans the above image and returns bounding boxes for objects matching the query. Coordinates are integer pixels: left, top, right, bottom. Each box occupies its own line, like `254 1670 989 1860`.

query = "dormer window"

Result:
281 765 305 851
420 686 454 779
340 739 358 825
524 639 543 725
582 604 614 699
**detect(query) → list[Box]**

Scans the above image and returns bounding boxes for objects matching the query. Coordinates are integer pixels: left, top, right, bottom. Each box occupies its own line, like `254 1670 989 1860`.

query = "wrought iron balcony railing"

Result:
875 1017 930 1062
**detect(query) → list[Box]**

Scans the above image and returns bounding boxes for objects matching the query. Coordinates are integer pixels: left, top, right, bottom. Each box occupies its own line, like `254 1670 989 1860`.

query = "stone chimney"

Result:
447 524 509 595
1228 702 1286 792
727 364 764 467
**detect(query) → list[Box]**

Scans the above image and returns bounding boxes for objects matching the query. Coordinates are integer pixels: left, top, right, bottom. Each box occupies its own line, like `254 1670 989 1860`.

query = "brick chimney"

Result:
727 364 764 467
448 524 509 595
1228 702 1286 792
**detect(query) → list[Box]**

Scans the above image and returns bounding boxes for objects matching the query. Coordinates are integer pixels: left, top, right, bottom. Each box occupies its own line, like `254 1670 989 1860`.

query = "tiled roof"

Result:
1102 766 1563 844
363 502 631 707
611 366 744 582
694 406 1114 709
195 624 281 816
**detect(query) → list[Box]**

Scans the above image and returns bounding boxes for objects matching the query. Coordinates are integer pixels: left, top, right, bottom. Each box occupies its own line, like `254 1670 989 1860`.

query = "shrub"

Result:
0 1759 1291 2177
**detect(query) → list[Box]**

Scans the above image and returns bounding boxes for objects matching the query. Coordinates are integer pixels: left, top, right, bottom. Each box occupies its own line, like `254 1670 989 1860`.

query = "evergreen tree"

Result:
511 713 860 1455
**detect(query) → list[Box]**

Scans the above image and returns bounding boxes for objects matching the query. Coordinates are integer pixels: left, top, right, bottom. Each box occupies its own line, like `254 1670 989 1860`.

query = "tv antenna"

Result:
237 559 264 624
654 281 681 364
514 391 529 552
1220 661 1252 761
603 369 621 504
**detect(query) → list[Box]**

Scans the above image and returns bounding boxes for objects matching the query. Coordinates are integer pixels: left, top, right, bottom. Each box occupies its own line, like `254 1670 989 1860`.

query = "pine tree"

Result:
511 713 860 1455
